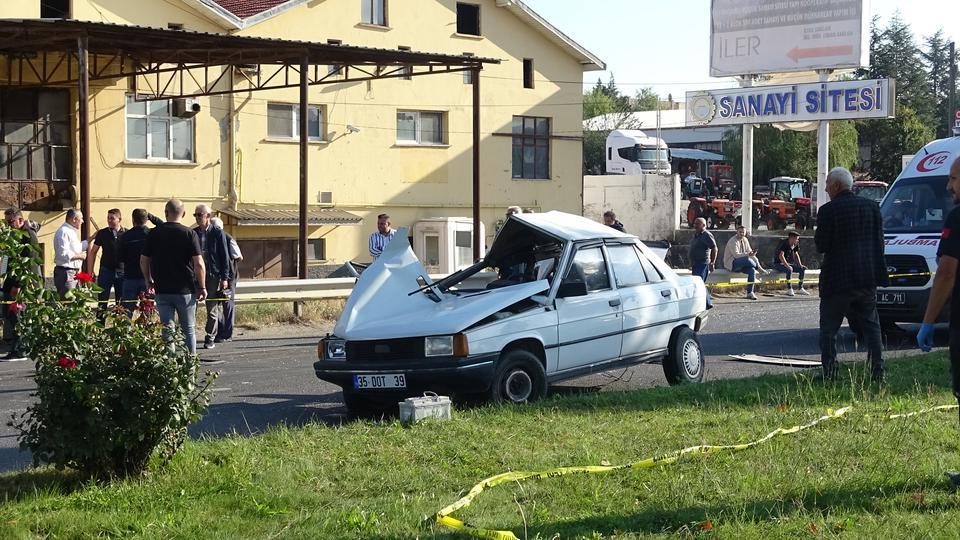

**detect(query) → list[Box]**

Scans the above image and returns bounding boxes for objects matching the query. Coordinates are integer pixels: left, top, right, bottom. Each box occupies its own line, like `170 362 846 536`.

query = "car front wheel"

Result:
490 349 547 404
663 327 705 384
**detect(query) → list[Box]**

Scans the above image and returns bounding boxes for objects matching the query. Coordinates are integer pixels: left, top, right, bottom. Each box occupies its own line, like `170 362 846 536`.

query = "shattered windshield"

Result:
880 175 953 234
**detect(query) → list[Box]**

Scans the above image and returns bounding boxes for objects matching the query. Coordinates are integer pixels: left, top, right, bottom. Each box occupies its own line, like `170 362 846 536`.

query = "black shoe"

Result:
819 364 838 381
945 471 960 488
2 351 26 362
214 337 232 343
871 371 886 384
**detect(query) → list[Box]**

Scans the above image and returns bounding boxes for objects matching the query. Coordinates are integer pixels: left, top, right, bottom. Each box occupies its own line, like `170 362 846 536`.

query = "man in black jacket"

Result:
116 209 163 315
815 166 888 381
193 204 232 349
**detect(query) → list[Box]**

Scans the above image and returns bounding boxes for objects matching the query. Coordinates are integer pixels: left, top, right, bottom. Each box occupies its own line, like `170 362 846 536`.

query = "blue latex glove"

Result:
917 323 935 352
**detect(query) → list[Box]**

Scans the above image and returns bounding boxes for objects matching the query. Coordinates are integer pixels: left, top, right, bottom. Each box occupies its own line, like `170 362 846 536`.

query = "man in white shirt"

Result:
368 213 396 260
723 225 770 300
54 209 86 298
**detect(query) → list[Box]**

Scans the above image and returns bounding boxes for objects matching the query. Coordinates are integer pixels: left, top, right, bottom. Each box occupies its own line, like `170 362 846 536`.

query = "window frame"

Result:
562 246 611 293
523 58 535 89
456 3 481 36
266 102 325 143
124 94 196 164
511 115 551 180
396 110 446 146
360 0 388 26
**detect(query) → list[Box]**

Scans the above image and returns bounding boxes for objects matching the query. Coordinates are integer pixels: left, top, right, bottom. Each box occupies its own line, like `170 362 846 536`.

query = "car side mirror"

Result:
557 281 588 298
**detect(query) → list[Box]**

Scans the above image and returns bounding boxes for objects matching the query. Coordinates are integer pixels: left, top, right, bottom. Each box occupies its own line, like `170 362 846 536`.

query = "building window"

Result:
41 0 69 18
266 103 323 142
462 52 475 84
398 46 412 80
512 116 550 179
125 95 195 162
308 238 326 261
327 40 342 76
361 0 387 26
396 111 445 145
523 58 535 89
456 3 480 35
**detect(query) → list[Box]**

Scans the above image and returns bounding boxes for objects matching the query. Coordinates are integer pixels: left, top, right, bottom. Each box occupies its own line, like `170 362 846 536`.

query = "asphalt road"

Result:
0 291 930 472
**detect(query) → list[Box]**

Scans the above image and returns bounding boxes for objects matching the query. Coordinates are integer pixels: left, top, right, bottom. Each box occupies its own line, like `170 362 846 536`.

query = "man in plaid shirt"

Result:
815 166 889 381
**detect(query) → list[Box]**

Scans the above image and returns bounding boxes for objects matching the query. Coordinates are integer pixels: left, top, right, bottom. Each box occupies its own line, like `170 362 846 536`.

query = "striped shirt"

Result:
369 230 396 259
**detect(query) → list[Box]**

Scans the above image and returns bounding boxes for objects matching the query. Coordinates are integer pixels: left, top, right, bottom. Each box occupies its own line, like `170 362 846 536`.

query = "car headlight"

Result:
425 334 469 357
322 338 347 360
425 336 454 357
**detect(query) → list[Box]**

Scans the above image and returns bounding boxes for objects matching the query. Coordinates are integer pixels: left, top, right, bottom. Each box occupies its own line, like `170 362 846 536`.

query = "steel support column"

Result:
78 35 91 238
298 55 309 281
740 75 753 232
472 66 481 261
815 69 832 216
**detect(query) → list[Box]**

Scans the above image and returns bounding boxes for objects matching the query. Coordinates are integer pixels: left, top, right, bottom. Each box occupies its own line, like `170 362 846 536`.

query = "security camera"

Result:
346 125 361 133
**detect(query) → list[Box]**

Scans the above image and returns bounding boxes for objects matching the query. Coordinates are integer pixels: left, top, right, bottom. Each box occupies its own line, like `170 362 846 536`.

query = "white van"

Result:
876 136 960 329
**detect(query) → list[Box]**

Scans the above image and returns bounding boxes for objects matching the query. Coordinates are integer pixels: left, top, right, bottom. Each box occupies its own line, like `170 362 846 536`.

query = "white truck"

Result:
876 136 960 330
605 129 671 175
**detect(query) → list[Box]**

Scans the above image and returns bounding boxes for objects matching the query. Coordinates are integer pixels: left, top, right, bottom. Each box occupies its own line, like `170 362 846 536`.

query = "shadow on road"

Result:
190 390 349 439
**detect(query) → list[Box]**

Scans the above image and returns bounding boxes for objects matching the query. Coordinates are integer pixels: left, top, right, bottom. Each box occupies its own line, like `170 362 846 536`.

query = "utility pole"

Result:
950 41 957 135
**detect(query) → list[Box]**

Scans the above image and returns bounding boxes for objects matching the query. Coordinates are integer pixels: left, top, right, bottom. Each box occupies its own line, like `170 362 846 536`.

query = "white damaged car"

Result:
315 211 709 412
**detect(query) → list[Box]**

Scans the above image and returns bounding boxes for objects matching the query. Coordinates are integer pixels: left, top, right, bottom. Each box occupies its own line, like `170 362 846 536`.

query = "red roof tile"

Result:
211 0 292 18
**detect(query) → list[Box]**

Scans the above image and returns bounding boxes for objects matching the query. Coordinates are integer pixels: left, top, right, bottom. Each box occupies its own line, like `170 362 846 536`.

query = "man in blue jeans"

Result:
688 217 717 309
773 231 810 297
723 225 771 300
140 199 207 356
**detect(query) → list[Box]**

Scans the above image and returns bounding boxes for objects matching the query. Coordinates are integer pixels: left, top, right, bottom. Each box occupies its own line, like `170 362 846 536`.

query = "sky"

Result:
522 0 959 102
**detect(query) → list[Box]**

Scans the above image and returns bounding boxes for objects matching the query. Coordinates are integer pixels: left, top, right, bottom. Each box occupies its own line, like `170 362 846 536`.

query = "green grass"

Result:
4 355 960 539
225 300 345 329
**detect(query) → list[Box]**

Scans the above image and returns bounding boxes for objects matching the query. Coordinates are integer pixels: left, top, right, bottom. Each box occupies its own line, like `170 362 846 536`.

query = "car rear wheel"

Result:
490 349 547 404
663 326 705 385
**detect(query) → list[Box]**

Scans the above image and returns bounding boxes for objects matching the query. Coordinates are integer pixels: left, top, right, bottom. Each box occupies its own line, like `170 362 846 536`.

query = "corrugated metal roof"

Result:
0 19 499 67
671 148 725 161
219 207 362 226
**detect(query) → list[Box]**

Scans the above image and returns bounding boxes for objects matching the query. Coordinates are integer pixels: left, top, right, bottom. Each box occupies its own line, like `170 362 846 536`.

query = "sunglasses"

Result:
193 213 205 217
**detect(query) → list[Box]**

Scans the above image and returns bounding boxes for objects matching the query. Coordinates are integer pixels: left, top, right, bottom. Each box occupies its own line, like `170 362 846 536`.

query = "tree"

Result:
859 12 935 126
582 74 650 174
857 105 933 182
722 121 858 186
922 29 957 139
633 87 659 112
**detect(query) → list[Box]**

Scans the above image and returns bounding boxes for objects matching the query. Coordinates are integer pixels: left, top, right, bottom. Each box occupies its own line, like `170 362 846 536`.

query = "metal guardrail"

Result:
233 268 821 304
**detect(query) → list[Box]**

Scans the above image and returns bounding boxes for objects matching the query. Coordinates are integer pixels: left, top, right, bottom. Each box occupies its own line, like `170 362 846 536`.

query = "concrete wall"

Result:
583 174 681 241
668 229 823 270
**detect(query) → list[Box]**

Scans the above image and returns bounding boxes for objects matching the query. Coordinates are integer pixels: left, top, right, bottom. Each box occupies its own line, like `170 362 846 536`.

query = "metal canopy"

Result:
0 19 493 276
219 207 362 226
0 19 498 99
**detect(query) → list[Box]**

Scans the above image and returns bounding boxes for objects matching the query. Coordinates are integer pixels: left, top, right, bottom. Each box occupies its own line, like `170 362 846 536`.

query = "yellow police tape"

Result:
706 271 935 289
434 404 959 539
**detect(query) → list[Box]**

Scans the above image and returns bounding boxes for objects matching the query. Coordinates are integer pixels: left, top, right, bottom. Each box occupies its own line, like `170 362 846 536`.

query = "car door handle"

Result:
661 289 672 298
609 298 621 307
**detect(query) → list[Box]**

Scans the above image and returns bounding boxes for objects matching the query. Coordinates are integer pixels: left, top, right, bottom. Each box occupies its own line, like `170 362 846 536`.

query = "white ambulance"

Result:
876 136 960 329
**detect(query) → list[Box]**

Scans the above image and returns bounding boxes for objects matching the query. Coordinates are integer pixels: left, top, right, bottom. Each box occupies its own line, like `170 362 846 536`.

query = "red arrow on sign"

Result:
787 45 854 62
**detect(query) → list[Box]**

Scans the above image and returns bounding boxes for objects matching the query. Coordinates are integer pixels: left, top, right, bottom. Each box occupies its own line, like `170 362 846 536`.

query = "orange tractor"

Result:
753 176 814 230
686 196 743 229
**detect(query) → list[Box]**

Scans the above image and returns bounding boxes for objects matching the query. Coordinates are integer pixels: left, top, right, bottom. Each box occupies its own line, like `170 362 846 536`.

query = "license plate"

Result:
353 374 406 389
876 292 906 305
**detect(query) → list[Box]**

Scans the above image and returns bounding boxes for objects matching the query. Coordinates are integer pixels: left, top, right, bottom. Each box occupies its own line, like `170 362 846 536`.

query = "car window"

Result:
636 247 663 281
607 245 648 287
562 247 610 292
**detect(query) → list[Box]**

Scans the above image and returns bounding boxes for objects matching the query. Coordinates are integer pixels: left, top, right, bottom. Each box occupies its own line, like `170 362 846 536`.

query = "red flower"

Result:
57 355 77 369
9 302 24 314
75 272 94 284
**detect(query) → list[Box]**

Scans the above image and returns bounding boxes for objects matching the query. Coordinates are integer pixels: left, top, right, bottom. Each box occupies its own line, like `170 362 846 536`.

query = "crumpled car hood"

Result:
334 228 549 340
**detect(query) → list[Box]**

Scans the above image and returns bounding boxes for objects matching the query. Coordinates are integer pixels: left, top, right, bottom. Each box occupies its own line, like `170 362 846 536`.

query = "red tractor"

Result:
687 196 743 229
753 177 814 230
708 164 740 199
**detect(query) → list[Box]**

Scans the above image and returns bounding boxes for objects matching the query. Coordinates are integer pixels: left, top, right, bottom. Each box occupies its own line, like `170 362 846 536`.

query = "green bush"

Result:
2 226 216 478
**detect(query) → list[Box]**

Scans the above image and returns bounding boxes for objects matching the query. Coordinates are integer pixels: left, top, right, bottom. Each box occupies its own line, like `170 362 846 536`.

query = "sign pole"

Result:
815 69 832 218
740 75 754 233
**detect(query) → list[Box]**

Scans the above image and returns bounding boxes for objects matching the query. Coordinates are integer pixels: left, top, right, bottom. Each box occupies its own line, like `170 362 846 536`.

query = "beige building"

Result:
0 0 602 277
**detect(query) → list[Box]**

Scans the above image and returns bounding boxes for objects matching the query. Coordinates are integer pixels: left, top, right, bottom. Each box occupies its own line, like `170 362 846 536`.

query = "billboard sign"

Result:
685 79 895 127
710 0 869 77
